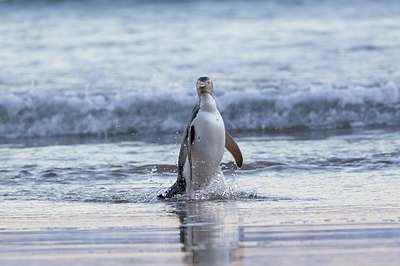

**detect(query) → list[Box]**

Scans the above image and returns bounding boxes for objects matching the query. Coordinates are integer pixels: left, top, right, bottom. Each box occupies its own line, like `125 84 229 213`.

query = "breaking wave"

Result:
0 81 399 139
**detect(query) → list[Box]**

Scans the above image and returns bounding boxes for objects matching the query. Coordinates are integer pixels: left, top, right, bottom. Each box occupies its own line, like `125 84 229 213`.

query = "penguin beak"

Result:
199 82 207 88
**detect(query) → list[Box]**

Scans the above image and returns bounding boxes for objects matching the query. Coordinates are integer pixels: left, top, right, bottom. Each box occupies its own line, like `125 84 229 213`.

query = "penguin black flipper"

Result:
158 104 200 200
188 124 196 183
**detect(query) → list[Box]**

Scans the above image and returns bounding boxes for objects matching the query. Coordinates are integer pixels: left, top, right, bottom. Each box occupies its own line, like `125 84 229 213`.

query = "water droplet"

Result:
151 166 157 173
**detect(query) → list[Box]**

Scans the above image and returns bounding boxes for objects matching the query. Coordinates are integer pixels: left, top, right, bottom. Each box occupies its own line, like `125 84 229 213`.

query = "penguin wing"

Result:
225 132 243 168
177 104 200 185
177 104 200 182
187 125 195 182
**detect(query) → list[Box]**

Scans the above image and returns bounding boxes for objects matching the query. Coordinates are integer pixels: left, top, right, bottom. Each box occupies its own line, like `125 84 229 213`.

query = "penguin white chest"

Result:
191 109 225 164
184 95 226 195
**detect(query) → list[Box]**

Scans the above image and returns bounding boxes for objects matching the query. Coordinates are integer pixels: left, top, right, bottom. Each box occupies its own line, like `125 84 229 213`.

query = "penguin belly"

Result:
184 109 226 198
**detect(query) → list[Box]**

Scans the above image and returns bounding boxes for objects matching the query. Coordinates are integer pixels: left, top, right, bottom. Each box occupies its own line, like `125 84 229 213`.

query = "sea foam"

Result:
0 82 399 139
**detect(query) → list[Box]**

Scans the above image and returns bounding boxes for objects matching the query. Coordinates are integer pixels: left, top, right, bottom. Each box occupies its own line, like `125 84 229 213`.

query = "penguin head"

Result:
196 77 214 96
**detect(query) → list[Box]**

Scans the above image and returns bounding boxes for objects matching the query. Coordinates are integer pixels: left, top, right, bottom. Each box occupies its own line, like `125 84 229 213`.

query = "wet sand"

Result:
1 200 399 266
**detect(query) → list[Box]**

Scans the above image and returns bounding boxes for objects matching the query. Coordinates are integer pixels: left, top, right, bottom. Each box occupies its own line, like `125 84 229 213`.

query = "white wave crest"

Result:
0 82 399 138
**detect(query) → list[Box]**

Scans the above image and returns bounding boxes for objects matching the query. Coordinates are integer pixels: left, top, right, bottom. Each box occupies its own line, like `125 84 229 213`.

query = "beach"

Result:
1 200 399 265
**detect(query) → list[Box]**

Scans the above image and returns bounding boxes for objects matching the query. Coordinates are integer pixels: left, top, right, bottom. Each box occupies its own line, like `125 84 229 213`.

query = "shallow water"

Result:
1 129 399 205
1 129 400 265
1 0 400 265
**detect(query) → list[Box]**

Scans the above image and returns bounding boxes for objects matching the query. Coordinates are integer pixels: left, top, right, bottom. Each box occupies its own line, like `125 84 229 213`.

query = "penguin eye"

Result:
207 81 211 84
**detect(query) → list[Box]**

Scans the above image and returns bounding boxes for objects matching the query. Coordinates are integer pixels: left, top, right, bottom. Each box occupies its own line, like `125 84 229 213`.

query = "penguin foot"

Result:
157 194 166 200
158 180 185 200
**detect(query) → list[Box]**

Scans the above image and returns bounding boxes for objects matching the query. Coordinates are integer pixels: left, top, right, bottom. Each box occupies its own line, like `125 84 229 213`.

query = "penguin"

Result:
158 77 243 200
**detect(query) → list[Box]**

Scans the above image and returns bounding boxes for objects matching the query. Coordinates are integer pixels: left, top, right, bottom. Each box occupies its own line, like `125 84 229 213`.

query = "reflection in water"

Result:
174 201 242 266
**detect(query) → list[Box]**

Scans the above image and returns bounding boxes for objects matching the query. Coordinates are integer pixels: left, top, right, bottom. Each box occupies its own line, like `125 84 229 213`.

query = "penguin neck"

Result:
198 93 217 112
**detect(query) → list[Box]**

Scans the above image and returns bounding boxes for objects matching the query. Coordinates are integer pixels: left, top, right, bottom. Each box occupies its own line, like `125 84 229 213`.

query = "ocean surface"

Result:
0 0 400 265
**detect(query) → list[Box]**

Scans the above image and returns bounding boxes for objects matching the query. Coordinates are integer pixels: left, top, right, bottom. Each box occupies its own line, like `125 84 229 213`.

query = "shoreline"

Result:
1 218 399 266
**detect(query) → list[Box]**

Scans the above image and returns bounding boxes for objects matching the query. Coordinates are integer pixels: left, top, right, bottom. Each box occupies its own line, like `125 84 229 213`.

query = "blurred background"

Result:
0 0 399 139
